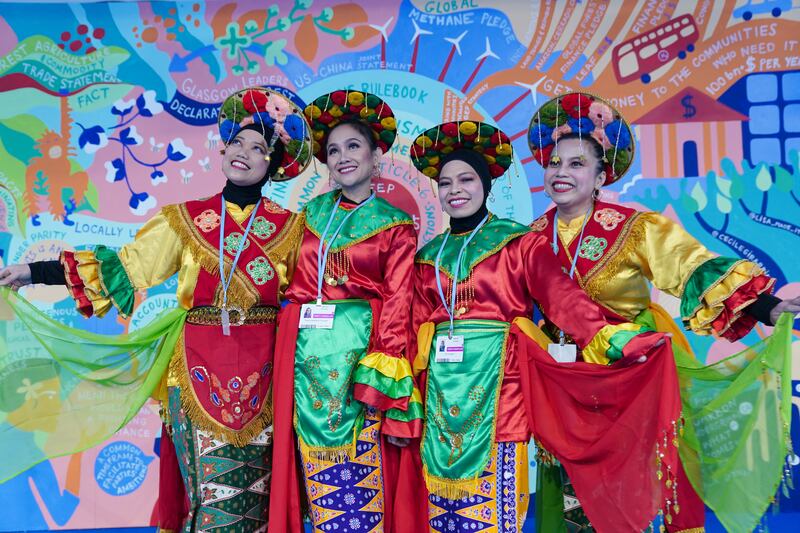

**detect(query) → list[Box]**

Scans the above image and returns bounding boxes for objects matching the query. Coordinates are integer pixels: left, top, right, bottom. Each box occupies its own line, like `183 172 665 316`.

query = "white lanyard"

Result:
551 203 594 343
218 196 260 335
315 192 375 304
434 213 490 337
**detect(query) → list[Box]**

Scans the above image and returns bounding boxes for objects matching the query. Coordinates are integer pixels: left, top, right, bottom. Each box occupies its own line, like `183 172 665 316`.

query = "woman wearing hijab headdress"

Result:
527 92 799 533
0 87 314 532
405 121 684 533
268 89 420 532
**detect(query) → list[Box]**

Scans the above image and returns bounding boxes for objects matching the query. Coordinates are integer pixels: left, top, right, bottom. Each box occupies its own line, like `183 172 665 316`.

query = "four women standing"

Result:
0 85 796 533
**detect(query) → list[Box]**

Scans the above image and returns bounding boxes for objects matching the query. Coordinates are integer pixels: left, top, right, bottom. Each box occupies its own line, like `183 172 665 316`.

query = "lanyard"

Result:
551 203 593 343
315 191 376 304
218 196 260 333
435 213 490 337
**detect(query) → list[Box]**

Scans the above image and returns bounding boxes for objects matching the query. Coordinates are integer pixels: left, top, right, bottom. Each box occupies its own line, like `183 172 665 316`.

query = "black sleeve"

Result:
744 293 782 326
29 260 66 285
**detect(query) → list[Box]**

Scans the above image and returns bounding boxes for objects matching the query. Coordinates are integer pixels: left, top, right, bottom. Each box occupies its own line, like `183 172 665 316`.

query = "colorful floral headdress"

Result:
527 92 634 185
410 121 513 180
303 90 397 162
218 87 313 180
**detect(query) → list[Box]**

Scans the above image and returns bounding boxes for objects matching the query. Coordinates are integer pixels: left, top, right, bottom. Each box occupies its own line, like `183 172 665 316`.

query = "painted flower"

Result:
150 169 167 186
588 101 614 128
104 158 125 182
129 191 157 216
167 138 193 161
528 122 554 148
136 90 164 117
78 125 109 154
119 125 143 146
111 98 135 116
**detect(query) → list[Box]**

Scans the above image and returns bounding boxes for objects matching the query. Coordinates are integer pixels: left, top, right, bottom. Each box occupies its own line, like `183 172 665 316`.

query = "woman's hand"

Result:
0 264 32 290
386 435 410 447
770 296 800 325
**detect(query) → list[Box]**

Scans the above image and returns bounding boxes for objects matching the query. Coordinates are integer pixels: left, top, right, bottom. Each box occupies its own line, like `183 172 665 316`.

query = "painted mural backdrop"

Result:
0 0 798 529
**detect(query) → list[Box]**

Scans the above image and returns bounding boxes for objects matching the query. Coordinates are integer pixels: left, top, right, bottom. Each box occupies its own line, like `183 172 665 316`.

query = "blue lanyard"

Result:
315 191 376 304
218 196 260 310
551 204 593 343
435 213 490 337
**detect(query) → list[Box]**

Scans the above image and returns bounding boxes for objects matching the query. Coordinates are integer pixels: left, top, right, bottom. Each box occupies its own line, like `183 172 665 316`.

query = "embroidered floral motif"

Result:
263 199 287 213
246 256 275 285
194 209 221 232
251 216 277 240
190 366 263 424
223 232 250 255
530 215 548 232
593 207 626 231
578 235 608 261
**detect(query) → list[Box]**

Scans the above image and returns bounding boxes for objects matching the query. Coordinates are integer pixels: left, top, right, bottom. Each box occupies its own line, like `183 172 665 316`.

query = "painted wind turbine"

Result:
409 19 433 73
461 37 499 93
438 30 467 82
369 16 394 68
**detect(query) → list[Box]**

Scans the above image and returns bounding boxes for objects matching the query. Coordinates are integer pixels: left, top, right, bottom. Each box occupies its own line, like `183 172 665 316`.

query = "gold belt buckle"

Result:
226 305 246 326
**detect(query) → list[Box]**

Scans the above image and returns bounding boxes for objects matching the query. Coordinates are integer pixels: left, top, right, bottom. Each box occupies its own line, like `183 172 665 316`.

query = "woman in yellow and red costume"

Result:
404 121 689 533
0 87 314 532
527 92 800 533
268 90 420 532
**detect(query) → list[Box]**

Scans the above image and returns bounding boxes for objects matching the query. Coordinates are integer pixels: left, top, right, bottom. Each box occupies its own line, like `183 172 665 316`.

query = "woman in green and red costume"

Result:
406 121 688 533
268 89 420 532
527 92 799 533
0 86 314 532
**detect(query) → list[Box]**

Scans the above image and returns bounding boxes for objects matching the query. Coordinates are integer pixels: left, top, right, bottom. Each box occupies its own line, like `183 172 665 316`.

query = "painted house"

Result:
634 87 747 178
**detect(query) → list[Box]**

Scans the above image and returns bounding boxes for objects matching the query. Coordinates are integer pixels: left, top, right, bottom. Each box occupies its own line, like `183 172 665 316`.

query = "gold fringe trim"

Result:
169 330 273 447
296 427 360 473
307 218 413 254
423 464 481 500
673 528 705 533
163 204 260 309
583 212 646 300
417 227 529 281
261 211 306 271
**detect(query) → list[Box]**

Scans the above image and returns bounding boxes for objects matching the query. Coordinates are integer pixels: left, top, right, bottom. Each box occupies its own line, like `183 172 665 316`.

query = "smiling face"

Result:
438 159 485 219
543 137 606 215
325 123 381 194
222 128 271 186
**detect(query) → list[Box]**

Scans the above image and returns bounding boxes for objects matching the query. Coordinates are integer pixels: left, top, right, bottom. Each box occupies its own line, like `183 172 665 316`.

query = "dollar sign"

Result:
746 56 756 73
681 95 696 119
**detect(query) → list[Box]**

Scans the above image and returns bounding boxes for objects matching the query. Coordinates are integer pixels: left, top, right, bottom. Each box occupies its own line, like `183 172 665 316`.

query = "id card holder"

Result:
548 343 577 363
299 303 336 329
434 335 464 363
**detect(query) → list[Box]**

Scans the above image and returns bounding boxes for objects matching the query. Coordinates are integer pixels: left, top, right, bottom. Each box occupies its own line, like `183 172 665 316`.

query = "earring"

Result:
592 188 601 200
372 163 381 178
219 148 226 155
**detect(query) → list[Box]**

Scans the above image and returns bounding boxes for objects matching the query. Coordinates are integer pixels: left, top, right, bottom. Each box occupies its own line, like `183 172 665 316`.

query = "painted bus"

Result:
612 14 699 84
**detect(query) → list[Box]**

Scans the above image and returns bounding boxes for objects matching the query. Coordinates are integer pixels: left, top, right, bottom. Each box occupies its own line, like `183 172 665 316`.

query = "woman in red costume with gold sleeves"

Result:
0 86 314 532
527 92 800 533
